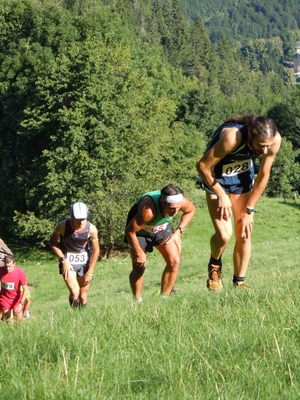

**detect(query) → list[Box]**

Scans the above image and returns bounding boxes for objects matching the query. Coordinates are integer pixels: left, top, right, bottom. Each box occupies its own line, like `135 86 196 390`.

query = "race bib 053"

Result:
66 251 88 265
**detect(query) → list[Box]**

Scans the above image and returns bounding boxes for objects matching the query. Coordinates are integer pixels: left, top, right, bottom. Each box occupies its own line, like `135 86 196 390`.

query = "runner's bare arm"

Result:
86 224 100 275
49 221 66 259
197 127 242 219
245 132 282 208
125 198 156 264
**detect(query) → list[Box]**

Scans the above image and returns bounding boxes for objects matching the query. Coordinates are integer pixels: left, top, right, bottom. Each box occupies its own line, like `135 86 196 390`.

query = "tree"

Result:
0 0 199 248
188 16 214 77
161 0 193 72
264 138 300 198
268 85 300 150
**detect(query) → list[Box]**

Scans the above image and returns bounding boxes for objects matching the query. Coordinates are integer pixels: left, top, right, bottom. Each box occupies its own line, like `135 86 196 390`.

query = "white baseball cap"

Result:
71 202 88 220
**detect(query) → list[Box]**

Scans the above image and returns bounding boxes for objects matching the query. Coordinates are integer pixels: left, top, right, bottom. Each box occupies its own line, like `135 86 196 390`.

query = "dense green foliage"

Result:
0 0 300 248
0 0 204 246
181 0 300 55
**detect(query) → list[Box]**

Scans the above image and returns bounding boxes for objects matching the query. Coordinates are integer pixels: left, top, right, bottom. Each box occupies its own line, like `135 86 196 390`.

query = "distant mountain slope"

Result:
180 0 300 54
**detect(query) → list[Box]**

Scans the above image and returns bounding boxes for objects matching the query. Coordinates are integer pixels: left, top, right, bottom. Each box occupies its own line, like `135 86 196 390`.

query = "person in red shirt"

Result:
0 254 28 323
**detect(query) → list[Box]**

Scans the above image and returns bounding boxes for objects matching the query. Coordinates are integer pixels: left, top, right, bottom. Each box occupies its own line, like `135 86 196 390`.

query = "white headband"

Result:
162 194 183 204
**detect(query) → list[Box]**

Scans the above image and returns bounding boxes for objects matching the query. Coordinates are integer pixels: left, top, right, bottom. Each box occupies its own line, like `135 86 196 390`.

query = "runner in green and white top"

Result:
125 184 195 302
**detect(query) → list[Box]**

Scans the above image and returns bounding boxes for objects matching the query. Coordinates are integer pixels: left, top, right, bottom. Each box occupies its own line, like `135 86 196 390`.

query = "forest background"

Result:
1 0 300 254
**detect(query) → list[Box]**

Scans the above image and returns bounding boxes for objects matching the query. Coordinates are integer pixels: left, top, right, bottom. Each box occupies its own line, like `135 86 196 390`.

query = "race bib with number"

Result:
66 251 88 265
143 223 168 233
1 281 14 290
222 159 252 177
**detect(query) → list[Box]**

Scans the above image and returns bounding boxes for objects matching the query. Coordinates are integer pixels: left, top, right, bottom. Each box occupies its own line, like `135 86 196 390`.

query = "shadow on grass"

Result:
279 200 300 210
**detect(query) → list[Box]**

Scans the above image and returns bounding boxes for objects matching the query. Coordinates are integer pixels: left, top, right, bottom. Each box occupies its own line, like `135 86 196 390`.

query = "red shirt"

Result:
0 266 28 310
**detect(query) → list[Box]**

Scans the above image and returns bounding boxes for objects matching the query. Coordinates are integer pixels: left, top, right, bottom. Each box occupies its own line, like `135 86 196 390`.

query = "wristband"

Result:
86 272 94 277
245 206 255 214
176 226 186 234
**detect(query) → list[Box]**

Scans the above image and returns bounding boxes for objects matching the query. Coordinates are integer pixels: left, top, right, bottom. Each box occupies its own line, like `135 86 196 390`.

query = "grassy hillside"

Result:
1 189 300 399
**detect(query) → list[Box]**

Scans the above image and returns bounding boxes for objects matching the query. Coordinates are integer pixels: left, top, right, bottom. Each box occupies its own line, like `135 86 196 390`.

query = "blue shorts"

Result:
59 262 90 278
200 178 254 195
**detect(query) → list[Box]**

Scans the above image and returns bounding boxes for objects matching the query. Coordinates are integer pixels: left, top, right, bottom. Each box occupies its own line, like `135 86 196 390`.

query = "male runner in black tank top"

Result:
196 114 281 292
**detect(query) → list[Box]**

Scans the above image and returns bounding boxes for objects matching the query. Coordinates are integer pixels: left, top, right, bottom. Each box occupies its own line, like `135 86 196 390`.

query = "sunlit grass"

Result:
1 190 300 399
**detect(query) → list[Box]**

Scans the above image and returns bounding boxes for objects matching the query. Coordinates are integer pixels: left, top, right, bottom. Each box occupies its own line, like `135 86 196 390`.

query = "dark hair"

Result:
224 113 277 141
4 254 15 263
161 184 184 196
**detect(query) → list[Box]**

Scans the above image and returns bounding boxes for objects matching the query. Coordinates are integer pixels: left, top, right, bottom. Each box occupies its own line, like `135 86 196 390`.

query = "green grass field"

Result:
1 190 300 399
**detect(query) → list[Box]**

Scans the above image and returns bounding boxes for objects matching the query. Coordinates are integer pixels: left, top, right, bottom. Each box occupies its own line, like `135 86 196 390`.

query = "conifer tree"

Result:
161 0 193 72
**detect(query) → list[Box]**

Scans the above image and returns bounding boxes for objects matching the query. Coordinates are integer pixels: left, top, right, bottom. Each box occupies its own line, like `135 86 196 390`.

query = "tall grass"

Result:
1 190 300 399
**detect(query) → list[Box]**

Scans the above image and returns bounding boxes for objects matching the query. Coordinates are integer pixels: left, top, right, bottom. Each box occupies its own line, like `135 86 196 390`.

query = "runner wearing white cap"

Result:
50 202 100 307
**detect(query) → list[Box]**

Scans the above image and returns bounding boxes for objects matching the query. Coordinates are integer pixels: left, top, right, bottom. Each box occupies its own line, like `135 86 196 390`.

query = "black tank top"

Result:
60 219 91 254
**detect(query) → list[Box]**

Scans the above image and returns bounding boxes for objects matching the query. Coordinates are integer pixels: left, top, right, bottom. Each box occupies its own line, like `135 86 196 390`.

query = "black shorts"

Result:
124 224 174 253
